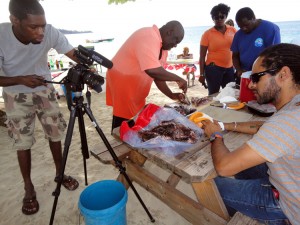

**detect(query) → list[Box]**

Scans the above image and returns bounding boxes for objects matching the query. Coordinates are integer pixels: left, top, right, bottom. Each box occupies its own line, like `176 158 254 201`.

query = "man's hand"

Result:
198 75 207 88
20 75 47 88
176 79 188 93
202 120 222 137
177 93 190 105
236 69 244 78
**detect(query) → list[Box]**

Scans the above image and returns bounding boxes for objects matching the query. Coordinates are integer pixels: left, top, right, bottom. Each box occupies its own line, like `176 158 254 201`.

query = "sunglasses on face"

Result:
250 68 278 83
213 14 225 20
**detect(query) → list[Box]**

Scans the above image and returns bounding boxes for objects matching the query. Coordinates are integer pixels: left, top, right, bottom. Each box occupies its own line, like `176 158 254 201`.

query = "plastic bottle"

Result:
59 60 64 69
49 58 55 70
55 60 59 69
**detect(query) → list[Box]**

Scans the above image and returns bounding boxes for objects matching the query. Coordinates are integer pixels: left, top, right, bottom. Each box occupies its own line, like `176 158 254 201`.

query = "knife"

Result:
210 101 240 108
181 93 191 105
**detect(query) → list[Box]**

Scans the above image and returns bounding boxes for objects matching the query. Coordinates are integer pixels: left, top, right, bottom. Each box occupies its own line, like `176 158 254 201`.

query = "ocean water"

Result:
63 20 300 72
174 20 300 60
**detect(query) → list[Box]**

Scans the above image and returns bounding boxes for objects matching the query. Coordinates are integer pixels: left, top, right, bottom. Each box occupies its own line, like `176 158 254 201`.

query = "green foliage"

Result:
108 0 136 4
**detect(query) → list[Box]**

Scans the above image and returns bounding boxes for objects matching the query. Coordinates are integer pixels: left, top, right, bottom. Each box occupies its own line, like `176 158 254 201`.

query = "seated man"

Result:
177 47 197 87
202 43 299 224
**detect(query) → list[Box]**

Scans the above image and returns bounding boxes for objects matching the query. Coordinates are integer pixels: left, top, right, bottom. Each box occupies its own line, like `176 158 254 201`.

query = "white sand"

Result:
0 79 208 225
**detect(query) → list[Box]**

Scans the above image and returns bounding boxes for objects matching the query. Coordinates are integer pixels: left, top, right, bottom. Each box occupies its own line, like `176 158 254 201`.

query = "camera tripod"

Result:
49 90 155 225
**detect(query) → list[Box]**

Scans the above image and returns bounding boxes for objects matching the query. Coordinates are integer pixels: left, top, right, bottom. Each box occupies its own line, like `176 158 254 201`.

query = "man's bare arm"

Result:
224 121 264 134
0 75 46 88
211 139 267 176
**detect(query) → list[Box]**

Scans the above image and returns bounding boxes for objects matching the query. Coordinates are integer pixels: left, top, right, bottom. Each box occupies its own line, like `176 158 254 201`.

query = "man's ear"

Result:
279 66 292 80
10 15 20 25
167 29 173 37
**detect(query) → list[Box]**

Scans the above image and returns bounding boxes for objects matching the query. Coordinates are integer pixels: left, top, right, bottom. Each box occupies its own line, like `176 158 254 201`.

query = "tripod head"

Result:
45 45 113 109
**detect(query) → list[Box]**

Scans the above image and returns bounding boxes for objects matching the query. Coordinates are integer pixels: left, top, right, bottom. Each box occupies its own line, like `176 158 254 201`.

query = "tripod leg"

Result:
49 107 77 225
83 104 155 222
76 106 89 186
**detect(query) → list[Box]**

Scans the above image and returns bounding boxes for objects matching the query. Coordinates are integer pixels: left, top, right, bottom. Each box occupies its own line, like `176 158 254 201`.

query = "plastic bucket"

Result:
79 180 128 225
60 84 76 99
239 71 256 102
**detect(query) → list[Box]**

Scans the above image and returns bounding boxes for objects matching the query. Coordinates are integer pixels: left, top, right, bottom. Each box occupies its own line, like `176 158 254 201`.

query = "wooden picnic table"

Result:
91 100 267 225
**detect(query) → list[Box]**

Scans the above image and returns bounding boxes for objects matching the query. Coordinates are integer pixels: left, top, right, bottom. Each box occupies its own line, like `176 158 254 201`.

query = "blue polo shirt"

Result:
231 20 281 71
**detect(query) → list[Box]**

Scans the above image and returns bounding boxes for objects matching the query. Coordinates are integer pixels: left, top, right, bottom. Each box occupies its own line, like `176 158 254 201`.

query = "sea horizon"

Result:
59 19 300 73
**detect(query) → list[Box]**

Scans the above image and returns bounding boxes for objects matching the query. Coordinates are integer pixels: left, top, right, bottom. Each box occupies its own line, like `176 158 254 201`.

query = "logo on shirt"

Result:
254 38 263 47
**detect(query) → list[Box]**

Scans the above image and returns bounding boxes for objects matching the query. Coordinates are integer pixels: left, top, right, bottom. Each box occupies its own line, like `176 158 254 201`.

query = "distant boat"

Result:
86 38 114 43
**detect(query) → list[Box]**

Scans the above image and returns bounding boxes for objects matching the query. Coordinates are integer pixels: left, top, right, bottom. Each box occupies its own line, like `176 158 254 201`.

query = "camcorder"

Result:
65 45 113 93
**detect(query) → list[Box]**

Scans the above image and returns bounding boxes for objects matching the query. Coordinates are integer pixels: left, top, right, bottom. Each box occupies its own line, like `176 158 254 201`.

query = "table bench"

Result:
90 103 265 224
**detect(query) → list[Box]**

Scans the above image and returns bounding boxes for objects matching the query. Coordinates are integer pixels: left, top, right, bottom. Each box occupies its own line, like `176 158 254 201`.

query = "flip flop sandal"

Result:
55 175 79 191
22 196 39 215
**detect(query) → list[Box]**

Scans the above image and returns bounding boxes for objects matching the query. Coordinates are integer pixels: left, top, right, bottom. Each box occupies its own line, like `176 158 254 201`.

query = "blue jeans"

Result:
204 63 235 95
214 164 290 225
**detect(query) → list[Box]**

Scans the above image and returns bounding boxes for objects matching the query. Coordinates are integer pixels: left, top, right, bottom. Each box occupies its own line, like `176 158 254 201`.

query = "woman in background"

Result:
199 3 236 95
225 19 235 27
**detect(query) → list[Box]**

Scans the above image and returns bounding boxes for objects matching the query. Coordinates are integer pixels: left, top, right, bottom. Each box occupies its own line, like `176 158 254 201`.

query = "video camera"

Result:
64 45 113 93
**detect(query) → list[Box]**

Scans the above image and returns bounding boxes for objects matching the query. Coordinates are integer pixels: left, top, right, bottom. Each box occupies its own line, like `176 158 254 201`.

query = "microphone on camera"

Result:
78 45 113 69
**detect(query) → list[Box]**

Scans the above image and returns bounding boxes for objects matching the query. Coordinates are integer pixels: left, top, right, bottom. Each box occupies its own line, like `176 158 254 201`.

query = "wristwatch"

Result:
210 132 223 142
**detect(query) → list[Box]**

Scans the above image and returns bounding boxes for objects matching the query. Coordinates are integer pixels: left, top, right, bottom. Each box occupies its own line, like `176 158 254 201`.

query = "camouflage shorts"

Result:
3 88 67 150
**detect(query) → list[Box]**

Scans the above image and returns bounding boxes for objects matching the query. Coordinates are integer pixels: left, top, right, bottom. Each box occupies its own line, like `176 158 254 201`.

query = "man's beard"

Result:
256 77 280 105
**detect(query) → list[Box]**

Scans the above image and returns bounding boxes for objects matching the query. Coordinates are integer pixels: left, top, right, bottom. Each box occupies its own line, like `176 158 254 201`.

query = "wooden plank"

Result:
129 150 147 166
90 138 123 156
90 141 131 164
166 173 181 187
192 176 230 221
135 135 210 172
227 212 262 225
123 159 227 225
223 132 253 152
174 145 214 183
200 106 253 122
174 131 253 183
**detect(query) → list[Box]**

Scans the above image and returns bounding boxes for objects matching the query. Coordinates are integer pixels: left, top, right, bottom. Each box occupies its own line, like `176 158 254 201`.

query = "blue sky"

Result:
1 0 299 35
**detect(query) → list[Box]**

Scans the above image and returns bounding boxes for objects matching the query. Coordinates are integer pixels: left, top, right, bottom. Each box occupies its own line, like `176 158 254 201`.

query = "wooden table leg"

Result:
192 175 230 221
124 159 227 225
117 150 147 189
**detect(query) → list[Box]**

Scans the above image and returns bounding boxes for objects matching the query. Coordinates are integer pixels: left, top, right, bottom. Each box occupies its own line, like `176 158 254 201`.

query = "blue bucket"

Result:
79 180 128 225
60 84 76 99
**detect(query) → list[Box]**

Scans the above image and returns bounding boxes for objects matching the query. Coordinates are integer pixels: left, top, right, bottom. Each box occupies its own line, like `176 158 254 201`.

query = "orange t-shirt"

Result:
200 25 236 68
106 25 167 119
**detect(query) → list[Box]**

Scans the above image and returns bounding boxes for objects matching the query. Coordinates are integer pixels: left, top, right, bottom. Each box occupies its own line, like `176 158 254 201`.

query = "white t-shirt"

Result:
0 22 73 93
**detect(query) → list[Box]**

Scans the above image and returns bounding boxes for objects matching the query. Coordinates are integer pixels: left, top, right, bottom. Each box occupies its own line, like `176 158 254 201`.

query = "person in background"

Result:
106 20 187 131
0 0 80 215
177 46 193 59
202 43 300 224
177 47 197 87
225 19 234 27
231 7 281 84
199 3 236 95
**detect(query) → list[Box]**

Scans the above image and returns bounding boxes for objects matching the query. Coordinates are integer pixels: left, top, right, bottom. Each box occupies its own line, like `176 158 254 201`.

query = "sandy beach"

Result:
0 75 210 225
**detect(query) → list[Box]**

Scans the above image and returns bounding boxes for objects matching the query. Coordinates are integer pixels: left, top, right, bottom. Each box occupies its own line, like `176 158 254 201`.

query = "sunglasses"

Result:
213 14 225 20
250 68 278 83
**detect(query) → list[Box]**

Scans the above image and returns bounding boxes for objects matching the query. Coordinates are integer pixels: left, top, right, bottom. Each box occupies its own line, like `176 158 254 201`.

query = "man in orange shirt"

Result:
106 20 187 130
